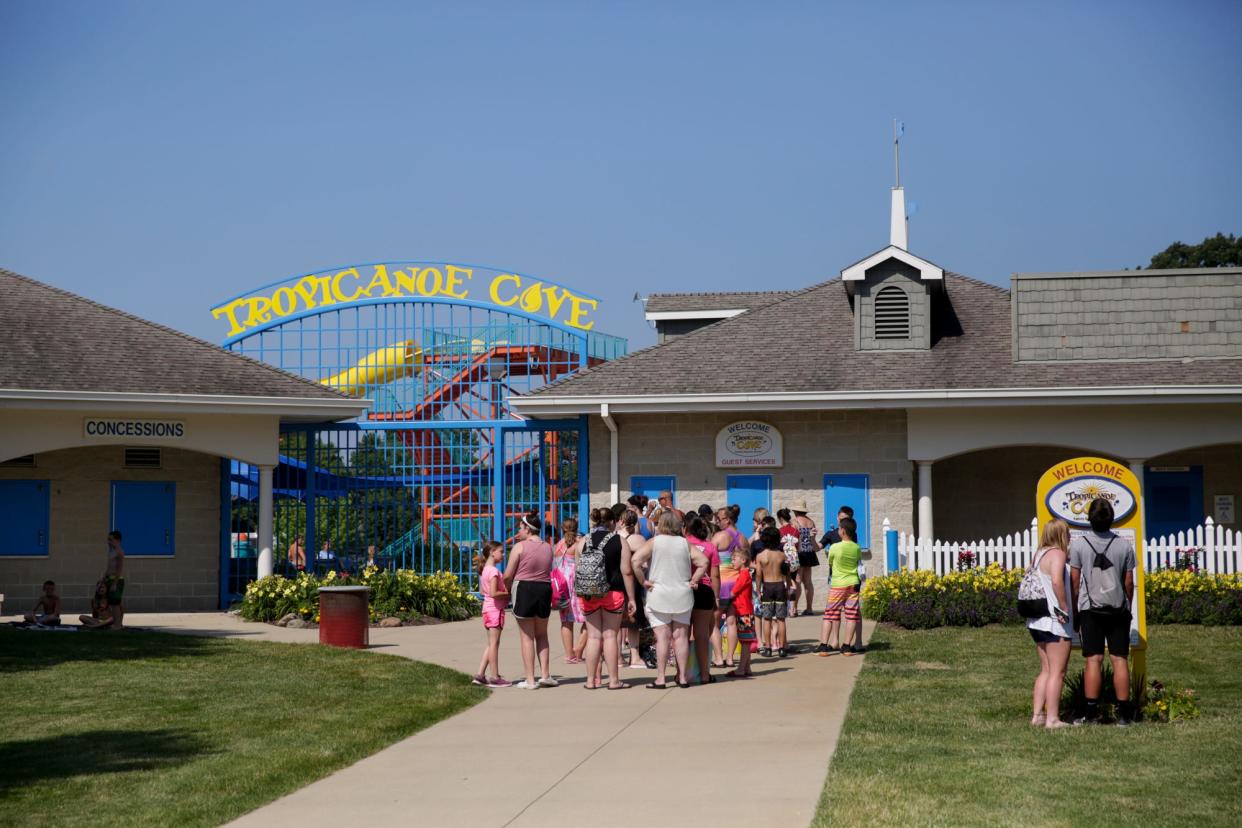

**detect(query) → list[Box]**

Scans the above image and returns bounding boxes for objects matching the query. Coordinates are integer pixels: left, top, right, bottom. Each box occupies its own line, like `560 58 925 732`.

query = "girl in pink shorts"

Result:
474 540 512 687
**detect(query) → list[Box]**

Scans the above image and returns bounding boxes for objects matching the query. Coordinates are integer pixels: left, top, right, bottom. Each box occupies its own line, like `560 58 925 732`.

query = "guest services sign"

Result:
716 421 782 468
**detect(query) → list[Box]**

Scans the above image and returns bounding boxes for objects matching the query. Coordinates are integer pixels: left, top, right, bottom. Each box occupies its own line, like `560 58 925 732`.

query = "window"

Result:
110 481 176 555
874 286 911 339
0 480 50 555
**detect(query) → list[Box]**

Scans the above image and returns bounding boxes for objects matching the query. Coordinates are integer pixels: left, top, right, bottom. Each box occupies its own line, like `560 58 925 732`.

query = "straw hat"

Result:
789 498 810 513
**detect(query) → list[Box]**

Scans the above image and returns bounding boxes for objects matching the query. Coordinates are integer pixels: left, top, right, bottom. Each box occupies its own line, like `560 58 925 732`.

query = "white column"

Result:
602 404 619 504
1129 459 1147 545
917 460 934 542
257 463 275 579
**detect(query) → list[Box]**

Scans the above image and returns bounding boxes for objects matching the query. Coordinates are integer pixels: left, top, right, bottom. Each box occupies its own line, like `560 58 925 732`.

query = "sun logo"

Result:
1080 483 1103 498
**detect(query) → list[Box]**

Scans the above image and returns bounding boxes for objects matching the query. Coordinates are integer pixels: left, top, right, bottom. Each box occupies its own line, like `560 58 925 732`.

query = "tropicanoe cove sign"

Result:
211 262 602 339
716 420 783 468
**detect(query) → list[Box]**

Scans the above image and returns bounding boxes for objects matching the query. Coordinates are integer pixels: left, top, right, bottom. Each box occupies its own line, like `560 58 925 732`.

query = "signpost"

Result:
1036 456 1147 677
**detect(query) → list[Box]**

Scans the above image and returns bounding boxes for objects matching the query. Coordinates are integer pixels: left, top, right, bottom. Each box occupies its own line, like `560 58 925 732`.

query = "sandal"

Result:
700 674 716 685
677 681 690 689
646 681 669 689
584 683 600 691
607 682 631 690
710 661 726 669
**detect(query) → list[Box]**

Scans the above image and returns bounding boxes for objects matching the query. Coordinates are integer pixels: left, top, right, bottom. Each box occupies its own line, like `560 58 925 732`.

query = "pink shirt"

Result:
689 537 719 588
511 539 553 582
481 563 507 612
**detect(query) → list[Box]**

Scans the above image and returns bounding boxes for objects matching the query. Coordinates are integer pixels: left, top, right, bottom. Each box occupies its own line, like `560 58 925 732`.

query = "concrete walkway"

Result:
129 611 873 827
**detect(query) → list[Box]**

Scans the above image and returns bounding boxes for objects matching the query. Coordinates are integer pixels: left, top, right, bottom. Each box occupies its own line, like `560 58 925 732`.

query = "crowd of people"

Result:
472 493 866 689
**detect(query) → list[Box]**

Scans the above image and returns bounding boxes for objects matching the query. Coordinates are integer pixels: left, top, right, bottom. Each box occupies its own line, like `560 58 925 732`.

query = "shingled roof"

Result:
645 290 795 314
0 268 350 400
524 273 1242 399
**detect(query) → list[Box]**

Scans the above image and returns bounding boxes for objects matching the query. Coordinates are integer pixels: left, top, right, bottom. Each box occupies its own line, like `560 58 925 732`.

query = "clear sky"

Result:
2 0 1239 349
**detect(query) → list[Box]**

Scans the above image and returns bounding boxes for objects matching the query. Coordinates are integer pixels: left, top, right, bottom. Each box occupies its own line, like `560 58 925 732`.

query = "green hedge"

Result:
241 568 480 624
863 566 1242 629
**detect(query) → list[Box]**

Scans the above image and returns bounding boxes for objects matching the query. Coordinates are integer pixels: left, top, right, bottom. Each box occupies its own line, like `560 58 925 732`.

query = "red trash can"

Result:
318 586 370 649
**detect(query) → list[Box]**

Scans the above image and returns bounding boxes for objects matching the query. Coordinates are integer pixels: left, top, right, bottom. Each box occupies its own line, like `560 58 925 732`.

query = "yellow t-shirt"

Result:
828 541 861 588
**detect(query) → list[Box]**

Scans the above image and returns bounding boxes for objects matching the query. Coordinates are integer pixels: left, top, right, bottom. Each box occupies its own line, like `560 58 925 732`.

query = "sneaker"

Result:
777 648 789 658
514 680 540 690
760 647 771 657
1070 714 1096 726
487 677 513 688
471 674 488 686
814 643 831 656
537 676 559 688
1115 716 1133 727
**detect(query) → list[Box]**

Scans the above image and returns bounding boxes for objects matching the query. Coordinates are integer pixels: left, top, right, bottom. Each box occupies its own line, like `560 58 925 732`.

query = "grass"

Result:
815 625 1242 828
0 628 486 827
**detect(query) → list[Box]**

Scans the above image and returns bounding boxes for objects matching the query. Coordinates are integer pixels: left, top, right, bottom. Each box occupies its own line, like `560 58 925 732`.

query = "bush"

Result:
862 564 1023 628
1144 570 1242 625
1143 679 1201 723
241 567 480 624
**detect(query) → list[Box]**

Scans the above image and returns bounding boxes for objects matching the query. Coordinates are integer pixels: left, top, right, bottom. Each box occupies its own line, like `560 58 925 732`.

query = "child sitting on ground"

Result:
78 579 113 628
729 547 756 677
473 540 512 688
23 580 62 626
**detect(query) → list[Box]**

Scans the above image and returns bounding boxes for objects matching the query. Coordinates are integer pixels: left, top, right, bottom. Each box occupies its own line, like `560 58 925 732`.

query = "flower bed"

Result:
863 566 1242 628
241 567 480 624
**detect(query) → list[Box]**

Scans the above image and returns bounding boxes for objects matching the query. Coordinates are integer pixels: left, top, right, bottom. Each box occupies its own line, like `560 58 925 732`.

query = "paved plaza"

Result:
126 612 872 827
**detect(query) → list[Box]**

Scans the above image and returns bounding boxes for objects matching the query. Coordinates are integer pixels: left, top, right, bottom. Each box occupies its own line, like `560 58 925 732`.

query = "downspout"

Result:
601 403 619 504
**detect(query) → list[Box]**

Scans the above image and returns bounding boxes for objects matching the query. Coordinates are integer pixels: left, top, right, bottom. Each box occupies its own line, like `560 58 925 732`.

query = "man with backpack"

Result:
1069 498 1137 725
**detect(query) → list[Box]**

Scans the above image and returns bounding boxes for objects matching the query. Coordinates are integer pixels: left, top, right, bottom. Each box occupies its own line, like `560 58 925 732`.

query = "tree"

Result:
1148 233 1242 269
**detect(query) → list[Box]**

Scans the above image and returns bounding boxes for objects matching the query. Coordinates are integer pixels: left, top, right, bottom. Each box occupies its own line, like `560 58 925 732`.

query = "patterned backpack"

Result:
575 529 615 598
1017 548 1051 619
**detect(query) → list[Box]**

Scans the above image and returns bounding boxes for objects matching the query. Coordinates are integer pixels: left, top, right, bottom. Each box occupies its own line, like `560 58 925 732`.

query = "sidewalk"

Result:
133 611 872 827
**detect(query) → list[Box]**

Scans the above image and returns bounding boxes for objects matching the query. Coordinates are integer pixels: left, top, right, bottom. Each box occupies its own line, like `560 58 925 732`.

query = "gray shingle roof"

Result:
529 273 1242 397
0 268 349 399
645 290 795 314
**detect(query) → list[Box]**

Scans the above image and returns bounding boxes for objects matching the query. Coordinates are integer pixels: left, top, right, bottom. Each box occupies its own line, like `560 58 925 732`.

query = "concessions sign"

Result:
715 421 782 468
1036 456 1147 669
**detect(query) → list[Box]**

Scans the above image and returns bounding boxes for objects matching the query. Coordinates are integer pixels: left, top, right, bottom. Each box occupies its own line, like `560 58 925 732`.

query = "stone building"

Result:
0 269 363 612
512 194 1242 570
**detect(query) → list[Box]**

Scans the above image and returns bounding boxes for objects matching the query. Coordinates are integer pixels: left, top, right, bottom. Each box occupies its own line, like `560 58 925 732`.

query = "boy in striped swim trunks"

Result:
816 518 864 656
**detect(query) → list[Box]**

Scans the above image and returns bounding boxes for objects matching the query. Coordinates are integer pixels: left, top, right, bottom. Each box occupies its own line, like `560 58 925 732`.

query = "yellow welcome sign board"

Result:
212 262 601 340
1036 457 1147 670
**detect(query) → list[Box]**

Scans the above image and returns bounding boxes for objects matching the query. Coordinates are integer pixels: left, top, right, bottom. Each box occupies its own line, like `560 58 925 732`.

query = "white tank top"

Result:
1026 547 1073 638
645 535 694 615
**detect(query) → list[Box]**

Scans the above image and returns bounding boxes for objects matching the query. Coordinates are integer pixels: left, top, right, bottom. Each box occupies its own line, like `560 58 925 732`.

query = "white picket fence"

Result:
892 517 1241 576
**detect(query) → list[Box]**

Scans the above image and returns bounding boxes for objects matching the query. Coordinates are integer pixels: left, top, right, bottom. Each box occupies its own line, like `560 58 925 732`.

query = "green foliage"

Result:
861 565 1024 628
1148 232 1241 269
1143 678 1201 723
1145 569 1242 625
1060 663 1148 722
240 568 480 624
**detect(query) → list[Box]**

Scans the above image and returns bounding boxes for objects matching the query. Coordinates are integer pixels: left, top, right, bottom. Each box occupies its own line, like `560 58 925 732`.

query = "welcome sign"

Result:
715 420 782 468
211 262 602 340
1035 456 1147 667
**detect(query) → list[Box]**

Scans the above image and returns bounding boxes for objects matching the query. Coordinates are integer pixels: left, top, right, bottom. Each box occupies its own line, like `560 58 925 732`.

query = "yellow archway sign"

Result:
1036 457 1147 675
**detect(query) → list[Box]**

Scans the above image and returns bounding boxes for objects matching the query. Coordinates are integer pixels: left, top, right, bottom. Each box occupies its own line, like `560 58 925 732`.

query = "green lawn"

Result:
0 628 486 826
816 625 1242 828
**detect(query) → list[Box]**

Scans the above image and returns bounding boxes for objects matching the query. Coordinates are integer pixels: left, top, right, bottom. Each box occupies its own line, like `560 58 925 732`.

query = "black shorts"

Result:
512 580 552 620
623 584 647 629
692 583 716 611
1029 628 1070 644
1080 609 1131 657
797 552 820 568
761 582 789 603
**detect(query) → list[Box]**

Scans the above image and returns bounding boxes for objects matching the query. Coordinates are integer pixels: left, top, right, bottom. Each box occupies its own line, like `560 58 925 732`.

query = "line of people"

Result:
473 495 867 689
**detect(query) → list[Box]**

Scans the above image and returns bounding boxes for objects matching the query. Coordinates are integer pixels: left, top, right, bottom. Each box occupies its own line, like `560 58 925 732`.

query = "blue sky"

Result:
2 0 1239 349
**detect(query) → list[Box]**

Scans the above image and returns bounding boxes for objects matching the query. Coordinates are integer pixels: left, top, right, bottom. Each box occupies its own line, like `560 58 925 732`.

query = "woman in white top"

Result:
632 510 709 689
1027 518 1074 729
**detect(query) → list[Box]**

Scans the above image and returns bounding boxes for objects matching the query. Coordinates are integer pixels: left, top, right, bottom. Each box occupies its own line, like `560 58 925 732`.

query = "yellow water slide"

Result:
320 339 422 397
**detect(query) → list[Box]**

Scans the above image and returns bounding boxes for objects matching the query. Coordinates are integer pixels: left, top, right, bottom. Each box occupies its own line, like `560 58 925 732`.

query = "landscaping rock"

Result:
275 613 297 627
378 617 403 628
286 618 309 629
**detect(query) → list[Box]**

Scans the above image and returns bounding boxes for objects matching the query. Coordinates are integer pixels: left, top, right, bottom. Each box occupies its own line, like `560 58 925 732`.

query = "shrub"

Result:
241 568 480 624
862 564 1023 628
1144 570 1242 625
1143 679 1201 723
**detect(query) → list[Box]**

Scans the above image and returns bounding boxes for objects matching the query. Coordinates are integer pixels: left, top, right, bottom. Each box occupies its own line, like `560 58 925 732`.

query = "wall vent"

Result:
0 454 36 468
874 286 911 339
124 447 163 468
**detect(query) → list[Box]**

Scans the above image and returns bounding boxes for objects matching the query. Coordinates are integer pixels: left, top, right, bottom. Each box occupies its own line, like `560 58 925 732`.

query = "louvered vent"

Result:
874 286 911 340
0 454 36 467
124 447 162 468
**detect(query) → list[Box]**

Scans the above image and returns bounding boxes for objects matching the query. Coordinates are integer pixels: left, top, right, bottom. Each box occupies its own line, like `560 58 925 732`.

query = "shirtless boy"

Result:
24 580 62 626
755 526 794 658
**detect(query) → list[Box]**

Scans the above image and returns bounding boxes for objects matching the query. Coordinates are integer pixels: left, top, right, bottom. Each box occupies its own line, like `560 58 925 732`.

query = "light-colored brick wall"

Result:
588 410 913 575
1013 269 1242 362
0 446 220 614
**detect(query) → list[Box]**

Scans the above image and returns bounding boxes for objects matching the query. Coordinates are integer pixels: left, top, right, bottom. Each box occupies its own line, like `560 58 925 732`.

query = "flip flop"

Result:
584 683 600 691
607 682 631 690
646 682 669 689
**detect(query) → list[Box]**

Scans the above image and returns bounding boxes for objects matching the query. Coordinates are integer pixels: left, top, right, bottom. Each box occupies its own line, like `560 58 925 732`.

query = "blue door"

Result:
111 481 176 556
823 474 870 550
630 475 676 506
1145 465 1204 540
0 480 50 556
727 475 772 537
